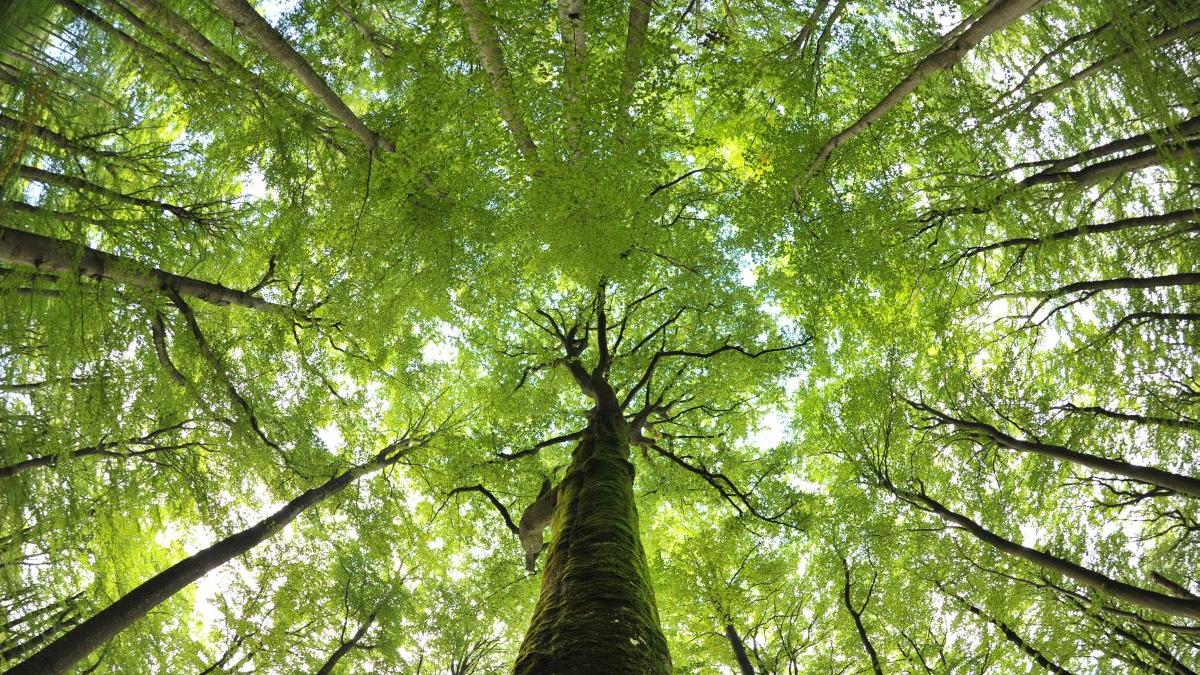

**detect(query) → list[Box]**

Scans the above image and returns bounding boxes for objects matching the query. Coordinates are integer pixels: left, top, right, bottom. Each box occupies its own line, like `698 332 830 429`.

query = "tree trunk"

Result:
951 593 1076 675
912 402 1200 498
799 0 1045 182
0 225 291 314
15 165 205 223
513 385 671 673
725 624 755 675
209 0 393 153
457 0 539 161
842 560 883 675
5 442 415 675
961 208 1199 260
315 612 375 675
911 490 1200 620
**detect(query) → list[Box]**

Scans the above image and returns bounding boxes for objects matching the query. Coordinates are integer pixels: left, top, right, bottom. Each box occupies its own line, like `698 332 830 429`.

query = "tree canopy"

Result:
0 0 1198 672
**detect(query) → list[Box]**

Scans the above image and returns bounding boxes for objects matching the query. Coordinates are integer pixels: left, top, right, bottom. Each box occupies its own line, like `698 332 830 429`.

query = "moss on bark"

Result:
514 394 672 674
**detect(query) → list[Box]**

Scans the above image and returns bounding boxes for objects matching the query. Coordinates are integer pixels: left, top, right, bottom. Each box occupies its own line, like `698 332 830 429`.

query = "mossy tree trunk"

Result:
513 380 671 673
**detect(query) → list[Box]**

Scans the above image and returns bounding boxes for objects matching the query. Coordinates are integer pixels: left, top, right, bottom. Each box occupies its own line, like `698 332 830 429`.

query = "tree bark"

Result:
995 273 1200 304
0 422 195 479
1010 17 1200 115
616 0 651 121
798 0 1045 184
1035 114 1200 176
209 0 393 153
15 165 207 223
908 489 1200 620
961 209 1199 260
725 623 755 675
0 115 131 167
0 225 291 314
458 0 539 160
5 440 418 675
950 593 1076 675
910 403 1200 499
54 0 181 75
1061 404 1200 432
556 0 586 158
1019 139 1200 188
513 382 671 673
842 560 883 675
314 612 375 675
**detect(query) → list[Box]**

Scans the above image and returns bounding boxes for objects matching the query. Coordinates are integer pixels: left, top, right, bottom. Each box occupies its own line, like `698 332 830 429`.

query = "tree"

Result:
1 0 1199 672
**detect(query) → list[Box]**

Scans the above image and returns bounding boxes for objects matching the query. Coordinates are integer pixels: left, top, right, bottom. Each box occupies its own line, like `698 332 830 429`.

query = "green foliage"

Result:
1 0 1198 672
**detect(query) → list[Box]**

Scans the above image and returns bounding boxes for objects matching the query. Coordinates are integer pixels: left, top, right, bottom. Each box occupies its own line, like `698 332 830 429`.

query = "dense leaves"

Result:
0 0 1197 671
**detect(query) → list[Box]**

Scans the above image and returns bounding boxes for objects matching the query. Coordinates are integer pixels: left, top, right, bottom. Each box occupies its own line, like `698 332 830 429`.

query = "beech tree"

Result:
1 0 1198 672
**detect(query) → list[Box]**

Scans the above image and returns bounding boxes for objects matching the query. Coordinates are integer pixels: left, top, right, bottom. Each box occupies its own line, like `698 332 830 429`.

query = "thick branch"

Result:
993 273 1200 303
1060 403 1200 432
1037 114 1200 175
315 612 376 675
448 484 519 534
724 623 755 675
496 430 585 460
0 422 196 479
1018 139 1200 189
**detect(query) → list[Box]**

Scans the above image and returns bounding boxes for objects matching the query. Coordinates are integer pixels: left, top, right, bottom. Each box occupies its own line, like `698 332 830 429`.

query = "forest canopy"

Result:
0 0 1198 672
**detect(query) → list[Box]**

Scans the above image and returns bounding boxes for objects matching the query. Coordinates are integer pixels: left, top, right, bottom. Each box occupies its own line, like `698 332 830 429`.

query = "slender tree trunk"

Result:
1011 17 1200 115
15 165 206 223
799 0 1045 183
1036 114 1200 175
315 613 375 675
908 489 1200 620
842 561 883 675
911 402 1200 498
1020 139 1200 188
556 0 586 158
457 0 539 160
950 593 1077 675
5 441 416 675
0 226 291 314
617 0 652 121
0 115 131 166
725 624 755 675
53 0 182 74
513 384 671 674
208 0 392 153
961 208 1199 260
93 0 212 71
790 0 830 53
